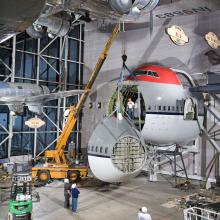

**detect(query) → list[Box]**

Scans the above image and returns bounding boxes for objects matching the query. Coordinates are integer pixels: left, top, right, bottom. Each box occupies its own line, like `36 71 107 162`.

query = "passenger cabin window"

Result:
91 146 94 152
172 106 175 111
18 86 22 89
163 106 166 111
100 147 103 153
158 106 161 111
95 146 98 152
105 147 108 154
168 106 170 111
148 105 151 110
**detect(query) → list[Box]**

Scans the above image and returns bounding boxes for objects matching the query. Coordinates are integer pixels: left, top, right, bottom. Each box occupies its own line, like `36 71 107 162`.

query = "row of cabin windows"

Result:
88 145 108 154
133 70 159 78
147 105 184 112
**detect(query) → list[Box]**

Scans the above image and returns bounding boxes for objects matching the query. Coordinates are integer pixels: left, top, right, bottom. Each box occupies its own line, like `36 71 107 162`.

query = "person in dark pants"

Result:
71 183 80 213
64 178 71 208
127 98 135 119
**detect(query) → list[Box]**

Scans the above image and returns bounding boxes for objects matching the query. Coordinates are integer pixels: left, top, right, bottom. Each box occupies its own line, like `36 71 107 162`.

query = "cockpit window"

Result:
133 70 159 78
133 70 146 75
147 71 159 77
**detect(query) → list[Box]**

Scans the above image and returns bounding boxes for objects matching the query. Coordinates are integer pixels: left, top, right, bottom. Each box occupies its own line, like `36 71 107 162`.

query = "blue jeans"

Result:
72 198 78 212
128 109 134 119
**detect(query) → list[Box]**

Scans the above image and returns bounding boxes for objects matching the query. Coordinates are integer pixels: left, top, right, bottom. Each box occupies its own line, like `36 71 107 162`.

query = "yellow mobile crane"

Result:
32 23 120 183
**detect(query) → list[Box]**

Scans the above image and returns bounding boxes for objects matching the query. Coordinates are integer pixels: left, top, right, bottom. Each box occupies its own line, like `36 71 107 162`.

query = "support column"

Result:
76 24 83 158
33 39 41 159
8 36 16 159
214 98 220 184
201 108 207 178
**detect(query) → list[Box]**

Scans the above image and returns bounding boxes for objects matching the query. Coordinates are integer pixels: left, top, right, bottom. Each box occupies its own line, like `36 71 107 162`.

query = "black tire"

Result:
13 213 31 220
67 170 80 182
37 170 50 183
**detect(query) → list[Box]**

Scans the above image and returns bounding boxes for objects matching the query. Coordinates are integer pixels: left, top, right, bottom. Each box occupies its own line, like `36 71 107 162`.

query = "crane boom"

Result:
44 23 120 164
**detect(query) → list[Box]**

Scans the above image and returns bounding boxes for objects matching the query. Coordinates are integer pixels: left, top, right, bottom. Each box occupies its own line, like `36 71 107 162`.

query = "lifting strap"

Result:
116 54 138 116
116 54 142 133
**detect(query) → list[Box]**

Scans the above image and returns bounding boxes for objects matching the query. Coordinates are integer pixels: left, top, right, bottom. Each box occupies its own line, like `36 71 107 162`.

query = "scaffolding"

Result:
190 74 220 185
0 25 84 160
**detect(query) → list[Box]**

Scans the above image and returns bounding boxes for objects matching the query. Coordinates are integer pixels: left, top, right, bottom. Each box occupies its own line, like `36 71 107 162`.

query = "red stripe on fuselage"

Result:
128 65 181 85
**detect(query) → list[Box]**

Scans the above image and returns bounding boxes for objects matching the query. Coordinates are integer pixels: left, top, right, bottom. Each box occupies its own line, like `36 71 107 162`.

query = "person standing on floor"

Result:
71 183 80 213
64 178 71 208
138 207 152 220
127 98 135 119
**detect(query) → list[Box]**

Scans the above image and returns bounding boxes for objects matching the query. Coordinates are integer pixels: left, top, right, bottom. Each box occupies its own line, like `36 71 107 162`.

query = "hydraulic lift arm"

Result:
44 23 120 164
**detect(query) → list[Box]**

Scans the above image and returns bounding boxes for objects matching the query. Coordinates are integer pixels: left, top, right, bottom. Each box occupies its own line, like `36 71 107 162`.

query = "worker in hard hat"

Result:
64 178 71 208
71 183 80 213
138 207 152 220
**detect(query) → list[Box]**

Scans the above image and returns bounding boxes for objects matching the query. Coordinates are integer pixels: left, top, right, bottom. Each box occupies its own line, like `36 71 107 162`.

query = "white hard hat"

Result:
64 178 69 183
141 207 148 213
72 183 76 188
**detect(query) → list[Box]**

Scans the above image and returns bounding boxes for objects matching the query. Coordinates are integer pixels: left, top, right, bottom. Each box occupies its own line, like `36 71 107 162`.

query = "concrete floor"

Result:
0 175 198 220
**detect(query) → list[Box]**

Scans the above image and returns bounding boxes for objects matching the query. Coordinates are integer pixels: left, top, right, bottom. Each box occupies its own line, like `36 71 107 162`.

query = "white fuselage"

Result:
138 81 203 145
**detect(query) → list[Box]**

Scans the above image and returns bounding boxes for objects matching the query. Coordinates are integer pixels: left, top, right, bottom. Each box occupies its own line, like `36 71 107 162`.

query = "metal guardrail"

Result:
184 207 220 220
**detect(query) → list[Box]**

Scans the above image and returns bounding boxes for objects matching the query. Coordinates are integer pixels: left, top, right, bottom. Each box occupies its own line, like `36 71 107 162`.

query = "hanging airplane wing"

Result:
0 89 85 104
25 89 85 103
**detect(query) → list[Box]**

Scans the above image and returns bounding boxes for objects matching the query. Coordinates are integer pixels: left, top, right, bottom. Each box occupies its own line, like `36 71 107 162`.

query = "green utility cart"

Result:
8 163 33 220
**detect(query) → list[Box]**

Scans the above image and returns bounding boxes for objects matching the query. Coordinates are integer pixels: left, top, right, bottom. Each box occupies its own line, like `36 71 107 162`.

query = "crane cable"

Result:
116 22 127 119
117 22 142 133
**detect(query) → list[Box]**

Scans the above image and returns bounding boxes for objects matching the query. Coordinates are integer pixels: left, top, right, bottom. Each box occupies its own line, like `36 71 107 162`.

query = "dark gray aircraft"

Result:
0 0 161 43
3 0 220 44
0 81 83 115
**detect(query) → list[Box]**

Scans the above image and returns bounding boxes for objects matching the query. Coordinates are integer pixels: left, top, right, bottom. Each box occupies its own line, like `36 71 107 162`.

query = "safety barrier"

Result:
184 207 220 220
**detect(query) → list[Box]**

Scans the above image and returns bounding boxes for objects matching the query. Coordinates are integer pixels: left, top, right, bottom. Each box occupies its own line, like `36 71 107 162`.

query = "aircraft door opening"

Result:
184 98 197 120
107 85 146 129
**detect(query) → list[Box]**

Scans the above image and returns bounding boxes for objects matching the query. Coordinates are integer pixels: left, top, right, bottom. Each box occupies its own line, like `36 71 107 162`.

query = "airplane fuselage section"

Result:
128 65 203 145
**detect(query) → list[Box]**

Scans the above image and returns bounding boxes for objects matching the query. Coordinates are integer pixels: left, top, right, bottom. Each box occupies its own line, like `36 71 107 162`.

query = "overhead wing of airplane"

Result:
0 89 85 104
25 89 85 103
0 89 85 115
0 0 45 43
0 0 163 43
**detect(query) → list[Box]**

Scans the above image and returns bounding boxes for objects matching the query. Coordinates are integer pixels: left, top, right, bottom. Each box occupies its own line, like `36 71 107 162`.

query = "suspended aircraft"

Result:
1 0 220 43
126 65 204 145
0 81 83 115
88 65 204 182
0 0 160 43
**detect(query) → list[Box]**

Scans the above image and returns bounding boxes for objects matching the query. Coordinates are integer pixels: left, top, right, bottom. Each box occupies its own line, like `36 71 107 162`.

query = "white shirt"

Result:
127 101 135 109
64 109 70 117
138 212 152 220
